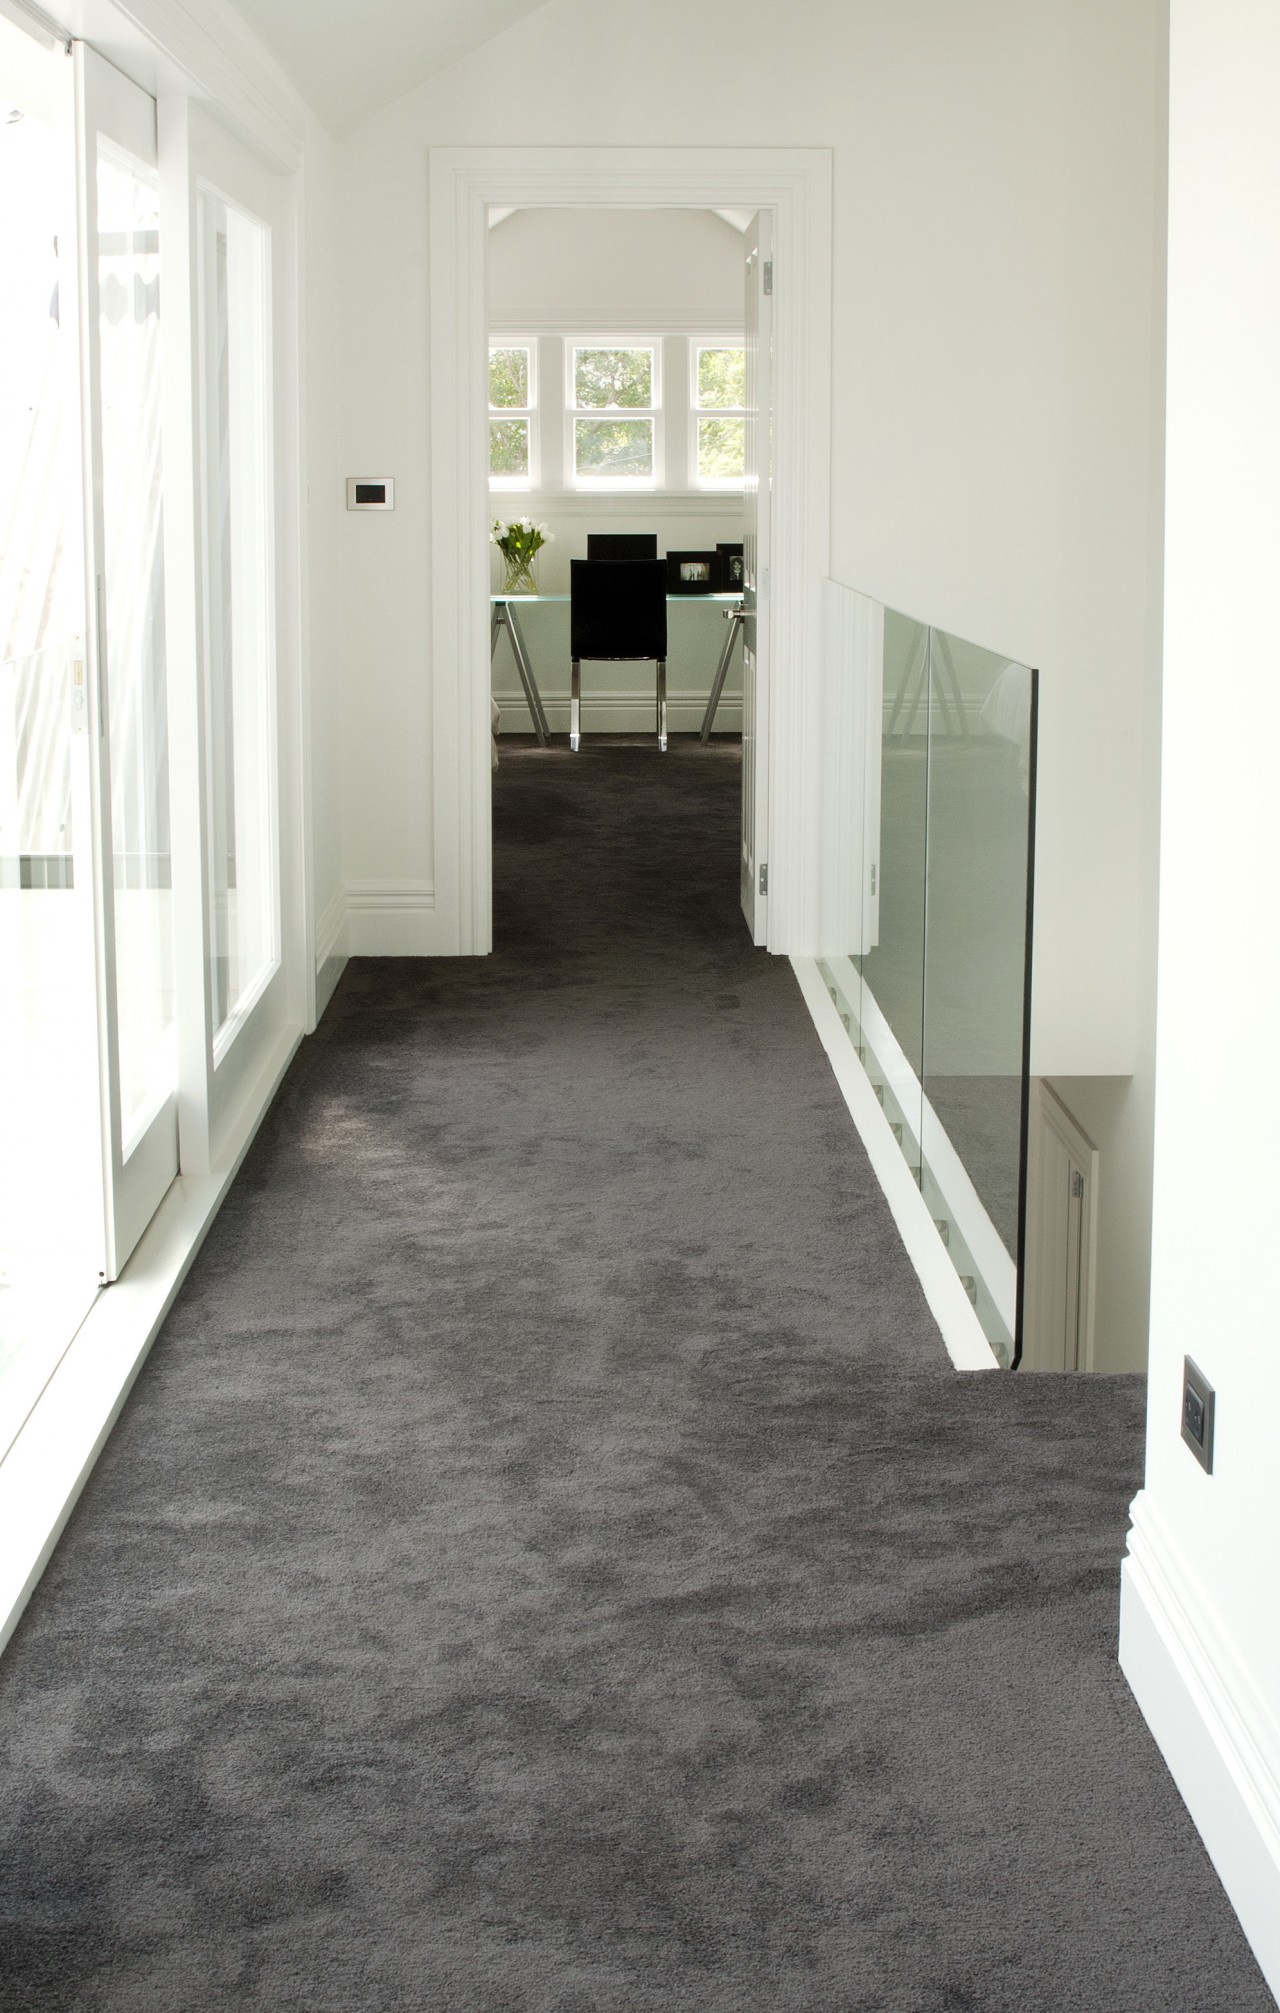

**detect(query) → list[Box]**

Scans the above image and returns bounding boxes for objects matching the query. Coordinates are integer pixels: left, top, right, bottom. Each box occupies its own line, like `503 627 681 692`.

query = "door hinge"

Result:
1071 1170 1085 1200
870 863 877 896
69 637 89 736
759 862 768 896
763 258 774 296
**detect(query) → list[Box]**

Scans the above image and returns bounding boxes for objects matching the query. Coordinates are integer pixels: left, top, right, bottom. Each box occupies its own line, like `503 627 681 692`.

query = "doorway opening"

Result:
426 146 833 960
483 202 769 942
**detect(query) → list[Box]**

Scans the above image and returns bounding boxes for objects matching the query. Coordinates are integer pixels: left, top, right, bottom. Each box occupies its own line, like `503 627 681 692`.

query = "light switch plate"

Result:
1181 1355 1215 1473
347 477 394 510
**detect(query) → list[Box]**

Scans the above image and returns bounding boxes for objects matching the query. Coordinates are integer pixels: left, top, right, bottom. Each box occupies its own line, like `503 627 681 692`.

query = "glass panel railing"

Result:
818 587 1037 1366
858 607 928 1177
921 628 1035 1364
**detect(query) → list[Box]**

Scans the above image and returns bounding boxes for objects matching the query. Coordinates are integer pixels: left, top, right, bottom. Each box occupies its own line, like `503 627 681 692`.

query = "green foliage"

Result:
696 347 745 410
574 418 654 478
573 348 652 409
489 418 529 477
697 415 745 481
489 347 528 409
491 515 551 561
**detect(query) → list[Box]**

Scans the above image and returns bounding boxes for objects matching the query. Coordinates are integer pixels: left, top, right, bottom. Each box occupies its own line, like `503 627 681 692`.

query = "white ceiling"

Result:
225 0 552 135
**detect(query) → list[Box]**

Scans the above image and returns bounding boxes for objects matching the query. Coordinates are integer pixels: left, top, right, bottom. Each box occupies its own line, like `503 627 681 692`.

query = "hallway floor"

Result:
0 739 1269 2010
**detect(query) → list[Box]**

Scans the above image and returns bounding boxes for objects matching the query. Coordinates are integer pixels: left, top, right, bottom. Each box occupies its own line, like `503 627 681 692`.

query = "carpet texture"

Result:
0 738 1270 2011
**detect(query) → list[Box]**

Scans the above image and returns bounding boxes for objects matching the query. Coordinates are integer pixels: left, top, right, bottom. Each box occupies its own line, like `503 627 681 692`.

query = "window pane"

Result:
0 83 104 1434
573 347 652 409
489 346 528 409
97 138 173 1149
574 417 653 479
200 193 278 1043
696 346 745 409
490 417 529 478
697 415 745 482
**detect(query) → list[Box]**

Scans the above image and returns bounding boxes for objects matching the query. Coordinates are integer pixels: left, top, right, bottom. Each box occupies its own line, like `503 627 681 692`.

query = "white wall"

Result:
488 205 745 731
332 0 1166 1355
335 0 1163 1067
1120 0 1280 1994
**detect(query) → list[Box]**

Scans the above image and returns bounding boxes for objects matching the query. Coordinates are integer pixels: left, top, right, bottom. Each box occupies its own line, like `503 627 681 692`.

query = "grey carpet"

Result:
0 737 1269 2012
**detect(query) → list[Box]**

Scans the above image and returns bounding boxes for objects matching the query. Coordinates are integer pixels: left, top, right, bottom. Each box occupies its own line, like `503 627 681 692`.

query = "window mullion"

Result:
663 334 688 495
536 334 562 492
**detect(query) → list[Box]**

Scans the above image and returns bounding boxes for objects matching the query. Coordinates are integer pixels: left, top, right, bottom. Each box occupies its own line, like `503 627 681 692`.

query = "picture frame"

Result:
665 550 718 595
715 543 745 592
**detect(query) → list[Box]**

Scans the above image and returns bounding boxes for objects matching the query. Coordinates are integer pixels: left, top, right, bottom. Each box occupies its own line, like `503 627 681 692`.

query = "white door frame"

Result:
427 145 832 956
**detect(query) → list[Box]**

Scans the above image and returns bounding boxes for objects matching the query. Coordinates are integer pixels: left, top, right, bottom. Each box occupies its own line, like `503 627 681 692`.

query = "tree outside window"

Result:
693 345 746 486
570 345 657 484
489 344 534 486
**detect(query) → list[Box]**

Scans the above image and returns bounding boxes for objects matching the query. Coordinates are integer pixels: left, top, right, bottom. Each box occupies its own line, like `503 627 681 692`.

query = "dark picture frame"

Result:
715 543 745 592
665 550 718 595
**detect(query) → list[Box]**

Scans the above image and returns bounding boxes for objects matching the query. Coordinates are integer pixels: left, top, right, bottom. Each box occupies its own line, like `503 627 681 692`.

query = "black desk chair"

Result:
570 558 668 753
586 533 658 562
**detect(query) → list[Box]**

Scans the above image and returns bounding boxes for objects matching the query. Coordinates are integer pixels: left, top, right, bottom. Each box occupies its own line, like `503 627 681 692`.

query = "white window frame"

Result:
690 336 747 492
488 339 537 491
566 337 661 491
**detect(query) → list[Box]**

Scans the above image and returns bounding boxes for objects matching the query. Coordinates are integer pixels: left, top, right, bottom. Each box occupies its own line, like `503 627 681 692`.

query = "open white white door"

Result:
158 98 300 1174
741 211 773 943
70 43 177 1278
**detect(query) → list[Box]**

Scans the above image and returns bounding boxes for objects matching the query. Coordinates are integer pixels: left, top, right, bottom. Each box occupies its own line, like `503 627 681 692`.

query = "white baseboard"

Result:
0 1023 303 1660
1120 1490 1280 2001
314 952 347 1018
314 880 348 969
790 956 999 1373
495 693 742 735
313 882 349 1017
344 880 455 956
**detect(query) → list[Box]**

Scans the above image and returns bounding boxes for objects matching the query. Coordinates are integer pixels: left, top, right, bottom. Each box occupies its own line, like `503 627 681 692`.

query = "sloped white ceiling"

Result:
225 0 551 135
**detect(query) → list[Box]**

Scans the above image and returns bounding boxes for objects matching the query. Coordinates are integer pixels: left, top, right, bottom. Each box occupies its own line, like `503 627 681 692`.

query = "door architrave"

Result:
427 144 833 955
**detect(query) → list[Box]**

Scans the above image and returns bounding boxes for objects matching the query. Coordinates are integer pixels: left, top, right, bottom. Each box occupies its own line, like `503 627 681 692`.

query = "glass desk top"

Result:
490 593 744 604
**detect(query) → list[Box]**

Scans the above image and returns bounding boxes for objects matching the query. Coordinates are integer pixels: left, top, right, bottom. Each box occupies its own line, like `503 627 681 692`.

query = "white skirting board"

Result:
314 952 348 1019
1120 1491 1280 2002
790 956 999 1373
344 881 454 957
494 696 743 735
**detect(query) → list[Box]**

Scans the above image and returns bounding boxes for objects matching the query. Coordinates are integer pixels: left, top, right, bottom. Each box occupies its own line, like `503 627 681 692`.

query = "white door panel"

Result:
160 99 296 1172
741 211 772 943
71 42 177 1277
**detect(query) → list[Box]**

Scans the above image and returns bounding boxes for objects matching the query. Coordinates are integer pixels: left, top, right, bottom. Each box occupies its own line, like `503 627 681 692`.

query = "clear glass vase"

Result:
501 552 537 596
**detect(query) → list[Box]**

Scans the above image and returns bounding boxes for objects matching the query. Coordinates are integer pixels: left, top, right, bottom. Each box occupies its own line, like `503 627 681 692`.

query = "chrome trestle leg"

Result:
657 658 668 753
570 658 581 751
502 604 550 747
699 607 744 743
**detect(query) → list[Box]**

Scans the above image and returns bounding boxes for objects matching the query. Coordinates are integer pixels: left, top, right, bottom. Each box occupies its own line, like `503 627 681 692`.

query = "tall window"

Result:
199 188 278 1050
97 137 173 1146
569 343 659 487
485 334 746 494
489 344 534 488
692 344 746 487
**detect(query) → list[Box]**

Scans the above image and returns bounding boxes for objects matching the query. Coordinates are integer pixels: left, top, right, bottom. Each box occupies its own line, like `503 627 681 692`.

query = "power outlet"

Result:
1181 1356 1215 1474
